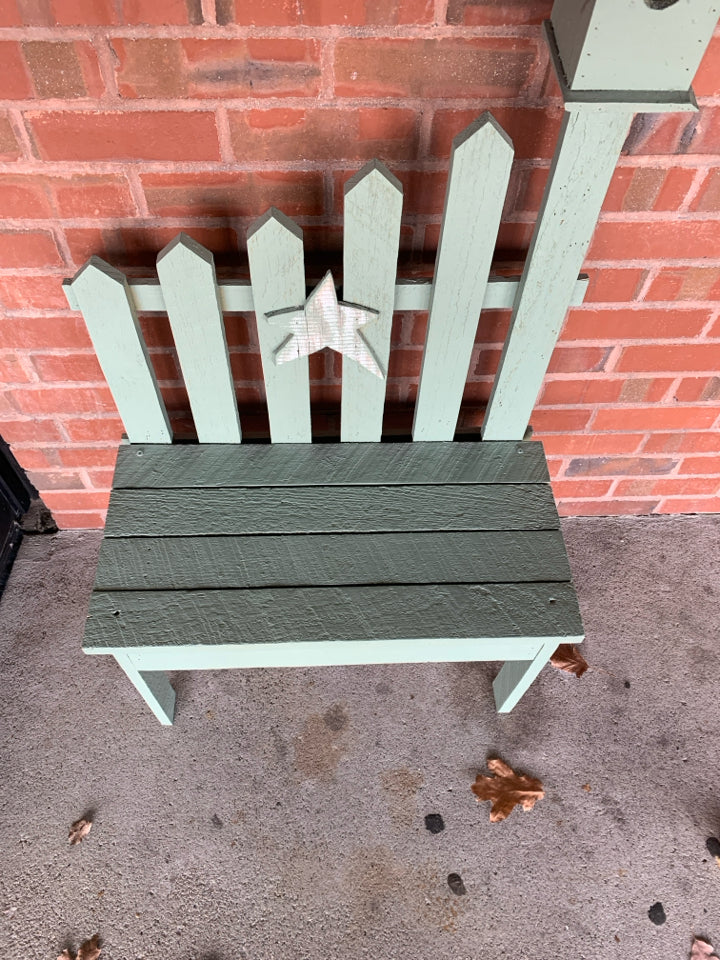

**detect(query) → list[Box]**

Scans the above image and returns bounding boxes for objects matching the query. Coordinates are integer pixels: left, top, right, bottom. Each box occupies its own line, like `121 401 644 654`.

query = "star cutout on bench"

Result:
265 270 386 379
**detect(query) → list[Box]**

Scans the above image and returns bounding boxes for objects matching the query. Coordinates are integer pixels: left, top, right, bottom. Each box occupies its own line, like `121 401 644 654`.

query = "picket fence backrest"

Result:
63 113 589 447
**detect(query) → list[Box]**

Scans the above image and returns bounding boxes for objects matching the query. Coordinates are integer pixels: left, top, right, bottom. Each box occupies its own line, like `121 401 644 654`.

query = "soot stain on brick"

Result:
194 61 320 92
293 703 349 780
622 114 658 155
678 113 700 153
648 901 666 925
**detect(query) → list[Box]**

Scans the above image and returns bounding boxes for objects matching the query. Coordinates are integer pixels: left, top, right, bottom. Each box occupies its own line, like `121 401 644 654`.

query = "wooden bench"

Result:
65 114 585 724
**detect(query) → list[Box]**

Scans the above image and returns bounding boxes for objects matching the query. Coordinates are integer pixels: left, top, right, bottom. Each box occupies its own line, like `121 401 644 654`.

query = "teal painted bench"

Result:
65 116 586 724
84 440 582 724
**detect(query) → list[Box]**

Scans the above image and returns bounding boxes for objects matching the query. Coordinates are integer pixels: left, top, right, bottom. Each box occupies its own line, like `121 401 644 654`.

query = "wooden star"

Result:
266 271 386 379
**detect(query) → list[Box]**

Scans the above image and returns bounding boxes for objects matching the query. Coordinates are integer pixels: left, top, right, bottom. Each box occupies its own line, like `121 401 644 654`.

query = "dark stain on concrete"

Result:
323 702 348 732
648 901 666 925
424 813 445 834
447 873 467 896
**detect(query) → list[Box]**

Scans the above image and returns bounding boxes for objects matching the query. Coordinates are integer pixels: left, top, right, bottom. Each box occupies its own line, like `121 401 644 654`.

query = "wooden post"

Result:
482 0 718 441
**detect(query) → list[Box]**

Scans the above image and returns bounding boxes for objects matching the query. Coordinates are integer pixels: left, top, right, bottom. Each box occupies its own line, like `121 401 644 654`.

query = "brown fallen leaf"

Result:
471 757 544 823
58 935 101 960
68 819 92 845
690 938 718 959
550 643 589 678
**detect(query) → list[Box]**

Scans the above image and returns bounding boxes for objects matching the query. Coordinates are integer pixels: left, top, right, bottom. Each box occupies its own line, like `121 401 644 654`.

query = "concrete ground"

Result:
0 516 718 960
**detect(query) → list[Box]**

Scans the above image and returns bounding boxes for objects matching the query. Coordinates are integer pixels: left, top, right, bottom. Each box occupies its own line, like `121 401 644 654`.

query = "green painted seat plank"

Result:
94 530 572 591
84 581 583 652
111 440 550 489
104 483 559 538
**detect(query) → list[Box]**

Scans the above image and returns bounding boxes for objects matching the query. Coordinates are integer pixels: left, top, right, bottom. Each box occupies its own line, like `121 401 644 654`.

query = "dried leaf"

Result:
471 757 544 823
58 935 101 960
550 643 589 678
690 938 717 959
68 819 92 845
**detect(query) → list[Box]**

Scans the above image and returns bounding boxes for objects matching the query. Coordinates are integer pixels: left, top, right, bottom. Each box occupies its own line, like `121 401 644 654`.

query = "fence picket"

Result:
67 257 171 443
341 160 403 442
157 234 241 443
412 114 514 441
247 209 312 443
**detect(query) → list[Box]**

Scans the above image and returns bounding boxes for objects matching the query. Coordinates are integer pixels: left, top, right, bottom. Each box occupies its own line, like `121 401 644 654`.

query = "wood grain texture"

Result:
156 234 241 443
104 483 560 537
85 581 584 651
341 161 403 441
67 257 171 443
413 114 514 442
482 108 632 441
112 440 550 489
247 209 311 442
94 529 571 590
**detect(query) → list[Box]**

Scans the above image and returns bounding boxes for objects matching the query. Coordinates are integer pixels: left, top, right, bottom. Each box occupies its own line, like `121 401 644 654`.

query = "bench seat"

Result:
85 439 584 724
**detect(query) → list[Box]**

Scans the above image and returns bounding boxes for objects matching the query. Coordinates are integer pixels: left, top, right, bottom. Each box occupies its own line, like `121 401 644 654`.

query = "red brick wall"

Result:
0 0 719 527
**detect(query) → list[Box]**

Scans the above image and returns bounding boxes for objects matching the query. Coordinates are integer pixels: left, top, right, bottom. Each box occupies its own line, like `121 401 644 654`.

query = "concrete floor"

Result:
0 516 718 960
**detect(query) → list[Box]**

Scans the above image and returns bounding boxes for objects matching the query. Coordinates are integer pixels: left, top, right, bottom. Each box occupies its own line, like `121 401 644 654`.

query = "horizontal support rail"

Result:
65 274 589 315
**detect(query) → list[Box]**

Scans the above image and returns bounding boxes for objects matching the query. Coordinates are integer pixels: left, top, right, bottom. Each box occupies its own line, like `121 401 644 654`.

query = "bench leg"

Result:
493 641 554 713
113 651 176 725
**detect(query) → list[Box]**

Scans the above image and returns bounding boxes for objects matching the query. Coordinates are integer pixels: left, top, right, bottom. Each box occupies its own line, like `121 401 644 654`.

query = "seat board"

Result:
94 529 572 591
104 483 560 537
84 581 584 652
111 440 550 489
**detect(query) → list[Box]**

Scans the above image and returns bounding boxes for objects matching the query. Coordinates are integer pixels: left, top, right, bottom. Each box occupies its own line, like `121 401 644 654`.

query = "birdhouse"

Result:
550 0 719 92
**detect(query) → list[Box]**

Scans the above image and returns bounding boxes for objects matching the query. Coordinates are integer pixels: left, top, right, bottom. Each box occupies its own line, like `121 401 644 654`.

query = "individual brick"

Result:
0 354 33 384
539 434 645 456
26 111 221 162
446 0 551 25
557 499 659 517
679 455 720 476
0 175 54 218
565 456 676 477
22 41 104 98
0 230 62 268
583 268 647 303
618 378 674 403
588 220 720 262
656 496 720 514
547 345 612 374
52 510 106 529
672 376 720 403
0 276 70 311
615 344 720 373
645 266 720 301
229 107 418 163
50 0 118 23
551 478 613 500
530 408 592 432
0 418 64 443
334 38 537 99
112 38 321 99
0 114 22 160
30 352 104 382
592 405 718 431
538 378 623 405
615 477 720 497
58 446 119 468
42 490 110 512
62 417 123 442
642 433 720 454
0 42 33 99
122 0 203 25
222 0 433 24
603 166 696 212
561 307 710 341
429 107 563 160
141 171 324 218
26 468 85 490
51 175 137 219
13 385 114 415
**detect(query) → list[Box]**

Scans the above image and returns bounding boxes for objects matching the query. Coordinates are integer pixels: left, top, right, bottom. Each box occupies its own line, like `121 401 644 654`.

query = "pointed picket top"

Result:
342 159 403 442
157 232 241 443
70 255 171 443
247 206 311 442
344 157 403 202
412 112 514 442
